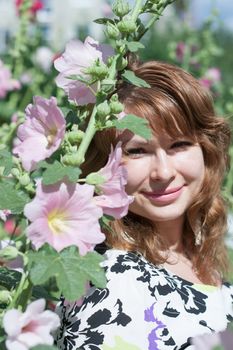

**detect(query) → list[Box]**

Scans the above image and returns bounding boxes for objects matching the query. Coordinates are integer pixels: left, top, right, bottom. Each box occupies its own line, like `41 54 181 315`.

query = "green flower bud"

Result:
97 101 111 118
0 246 19 261
86 172 106 185
106 23 120 39
86 63 108 80
62 153 82 166
117 19 137 34
116 57 128 70
0 290 12 304
19 173 31 186
11 168 20 178
67 130 84 145
112 0 130 17
110 100 124 114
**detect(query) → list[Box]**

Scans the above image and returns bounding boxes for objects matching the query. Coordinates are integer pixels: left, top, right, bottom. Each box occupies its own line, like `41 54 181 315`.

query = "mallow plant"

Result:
0 0 176 349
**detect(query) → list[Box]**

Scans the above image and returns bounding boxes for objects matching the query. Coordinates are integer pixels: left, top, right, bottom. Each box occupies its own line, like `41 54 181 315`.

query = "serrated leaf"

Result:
28 245 106 301
0 267 22 290
0 149 14 176
94 17 115 25
0 180 30 214
121 70 150 88
125 41 145 52
42 161 81 185
112 114 152 140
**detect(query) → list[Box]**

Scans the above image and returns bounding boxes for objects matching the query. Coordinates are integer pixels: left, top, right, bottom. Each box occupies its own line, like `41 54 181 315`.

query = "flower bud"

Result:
110 100 124 114
62 153 82 166
67 130 84 145
112 0 130 17
86 172 106 185
97 101 111 118
117 19 137 34
19 173 31 186
116 57 128 70
0 290 12 304
106 23 120 39
11 168 20 178
86 63 108 80
0 245 19 261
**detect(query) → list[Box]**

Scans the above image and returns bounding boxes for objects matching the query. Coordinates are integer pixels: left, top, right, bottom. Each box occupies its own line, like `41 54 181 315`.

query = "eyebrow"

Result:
123 139 149 146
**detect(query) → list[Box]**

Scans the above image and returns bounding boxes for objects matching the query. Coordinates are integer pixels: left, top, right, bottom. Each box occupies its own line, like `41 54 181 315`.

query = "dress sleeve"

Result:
55 252 150 350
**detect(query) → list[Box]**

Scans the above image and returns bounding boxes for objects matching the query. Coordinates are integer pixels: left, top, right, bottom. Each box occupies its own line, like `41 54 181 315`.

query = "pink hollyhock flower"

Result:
0 60 20 99
13 96 66 172
0 209 11 222
175 42 186 63
15 0 43 15
24 180 105 254
199 67 221 90
4 219 21 236
54 36 114 105
94 143 134 219
3 299 60 350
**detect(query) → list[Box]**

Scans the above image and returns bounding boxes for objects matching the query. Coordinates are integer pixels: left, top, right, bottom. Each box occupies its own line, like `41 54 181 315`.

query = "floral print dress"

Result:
56 249 233 350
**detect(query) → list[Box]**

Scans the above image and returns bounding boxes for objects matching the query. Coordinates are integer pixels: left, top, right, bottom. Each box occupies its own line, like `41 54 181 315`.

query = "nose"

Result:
150 149 176 182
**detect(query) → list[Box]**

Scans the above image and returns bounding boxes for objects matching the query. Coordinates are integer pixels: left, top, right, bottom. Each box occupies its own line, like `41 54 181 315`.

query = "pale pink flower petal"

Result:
117 111 126 120
199 67 221 90
54 36 114 105
13 96 66 171
95 142 134 219
3 299 60 350
0 209 11 222
24 181 105 254
0 60 21 99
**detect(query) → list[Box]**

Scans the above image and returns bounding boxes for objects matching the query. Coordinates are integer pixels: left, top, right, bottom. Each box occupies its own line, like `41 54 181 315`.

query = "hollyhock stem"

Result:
75 106 98 165
136 0 176 41
9 271 32 311
131 0 143 22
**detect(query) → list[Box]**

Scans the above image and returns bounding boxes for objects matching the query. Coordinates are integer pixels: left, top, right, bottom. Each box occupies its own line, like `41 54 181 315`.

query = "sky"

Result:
188 0 233 31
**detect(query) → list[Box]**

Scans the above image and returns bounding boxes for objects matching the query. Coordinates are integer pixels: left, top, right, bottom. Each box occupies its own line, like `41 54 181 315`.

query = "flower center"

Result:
46 128 57 147
48 211 66 235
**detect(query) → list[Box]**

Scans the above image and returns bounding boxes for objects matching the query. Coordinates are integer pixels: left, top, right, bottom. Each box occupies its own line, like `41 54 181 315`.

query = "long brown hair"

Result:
83 59 231 285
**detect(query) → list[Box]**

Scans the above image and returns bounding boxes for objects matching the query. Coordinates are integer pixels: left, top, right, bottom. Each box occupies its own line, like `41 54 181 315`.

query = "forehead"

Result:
118 129 177 147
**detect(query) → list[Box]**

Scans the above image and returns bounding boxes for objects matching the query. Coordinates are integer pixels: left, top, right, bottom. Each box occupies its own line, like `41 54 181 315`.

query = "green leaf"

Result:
32 285 59 302
125 41 145 52
112 114 152 140
41 161 81 185
28 245 107 301
0 179 30 214
94 18 115 25
121 70 150 88
0 149 14 176
0 267 22 290
31 346 58 350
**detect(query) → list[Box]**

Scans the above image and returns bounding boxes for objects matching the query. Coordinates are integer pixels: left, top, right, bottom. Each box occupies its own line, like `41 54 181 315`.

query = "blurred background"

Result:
0 0 233 273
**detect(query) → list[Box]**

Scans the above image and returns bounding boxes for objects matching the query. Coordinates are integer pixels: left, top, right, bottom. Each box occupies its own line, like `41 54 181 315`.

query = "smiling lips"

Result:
141 186 184 203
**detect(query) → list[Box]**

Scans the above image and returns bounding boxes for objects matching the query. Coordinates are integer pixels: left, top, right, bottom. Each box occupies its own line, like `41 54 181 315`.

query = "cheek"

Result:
123 159 149 193
178 148 205 183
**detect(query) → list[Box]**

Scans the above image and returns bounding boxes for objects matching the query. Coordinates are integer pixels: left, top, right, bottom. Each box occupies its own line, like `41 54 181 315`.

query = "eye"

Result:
123 147 147 158
170 140 193 149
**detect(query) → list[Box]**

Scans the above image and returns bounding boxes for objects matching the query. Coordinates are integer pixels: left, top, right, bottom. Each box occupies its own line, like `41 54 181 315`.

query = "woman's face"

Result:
121 131 205 229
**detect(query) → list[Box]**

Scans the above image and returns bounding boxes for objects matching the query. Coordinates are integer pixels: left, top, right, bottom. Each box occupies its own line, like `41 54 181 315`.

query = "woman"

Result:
56 59 233 349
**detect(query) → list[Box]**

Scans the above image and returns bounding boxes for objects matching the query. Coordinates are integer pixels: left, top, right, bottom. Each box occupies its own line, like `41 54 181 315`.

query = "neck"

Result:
154 217 185 253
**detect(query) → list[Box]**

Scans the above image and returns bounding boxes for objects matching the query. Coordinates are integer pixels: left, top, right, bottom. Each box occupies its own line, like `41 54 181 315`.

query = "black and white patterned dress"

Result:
56 249 233 350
